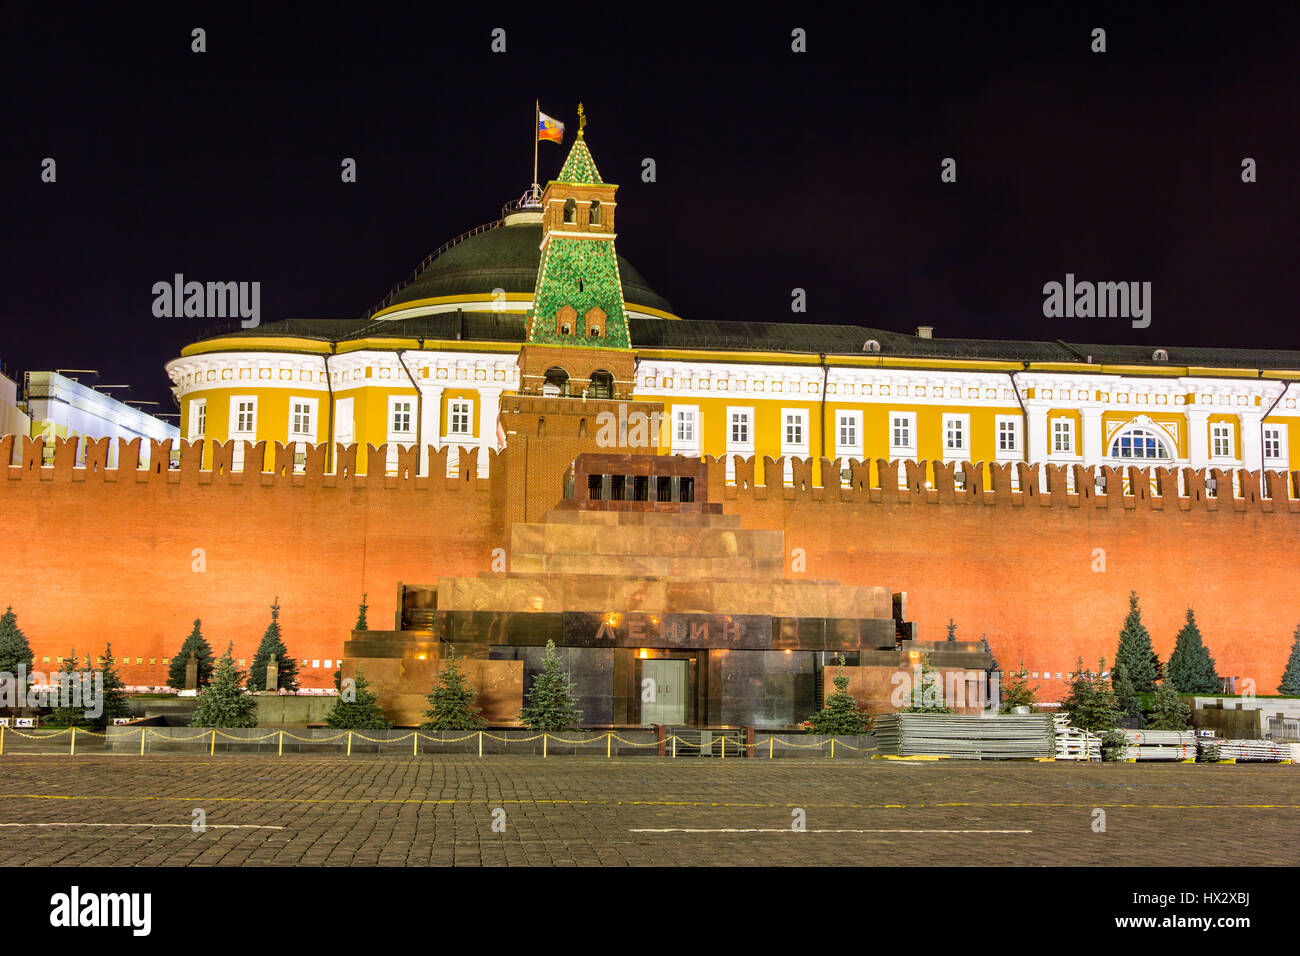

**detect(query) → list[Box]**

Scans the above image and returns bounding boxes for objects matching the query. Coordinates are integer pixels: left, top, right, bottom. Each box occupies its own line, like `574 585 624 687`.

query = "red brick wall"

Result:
3 435 1297 699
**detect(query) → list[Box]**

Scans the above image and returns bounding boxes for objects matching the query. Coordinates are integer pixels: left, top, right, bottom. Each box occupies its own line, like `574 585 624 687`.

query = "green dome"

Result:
382 219 675 317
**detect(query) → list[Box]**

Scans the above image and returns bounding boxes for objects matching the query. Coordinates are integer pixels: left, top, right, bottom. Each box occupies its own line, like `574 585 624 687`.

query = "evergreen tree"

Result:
0 606 33 711
325 667 391 730
1146 675 1192 731
807 657 871 734
1279 624 1300 696
1061 657 1122 734
1165 608 1220 695
945 618 957 641
167 619 215 690
421 647 486 730
246 599 300 692
45 649 92 728
1115 592 1158 692
981 634 999 671
96 643 131 729
1111 660 1144 725
901 653 954 714
190 643 258 728
519 640 583 731
998 660 1040 713
354 594 369 632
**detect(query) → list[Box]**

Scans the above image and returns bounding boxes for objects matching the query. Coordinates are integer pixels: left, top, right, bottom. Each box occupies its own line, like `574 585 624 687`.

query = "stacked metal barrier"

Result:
1120 729 1197 761
873 714 1055 759
1053 715 1101 761
1200 738 1292 762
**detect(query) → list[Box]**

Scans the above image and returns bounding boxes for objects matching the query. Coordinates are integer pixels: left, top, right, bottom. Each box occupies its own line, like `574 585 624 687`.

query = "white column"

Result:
1080 406 1104 466
1026 405 1049 465
1239 410 1263 471
477 385 504 478
1186 408 1210 468
421 385 444 477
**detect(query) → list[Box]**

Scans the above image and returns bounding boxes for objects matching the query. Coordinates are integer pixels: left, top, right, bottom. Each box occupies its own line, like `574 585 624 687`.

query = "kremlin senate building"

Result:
4 112 1300 726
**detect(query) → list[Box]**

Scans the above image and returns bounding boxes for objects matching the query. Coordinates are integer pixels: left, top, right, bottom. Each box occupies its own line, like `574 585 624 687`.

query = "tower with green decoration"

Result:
517 103 636 399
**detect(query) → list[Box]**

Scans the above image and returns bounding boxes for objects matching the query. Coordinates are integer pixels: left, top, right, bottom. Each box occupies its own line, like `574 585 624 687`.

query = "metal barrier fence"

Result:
0 726 876 758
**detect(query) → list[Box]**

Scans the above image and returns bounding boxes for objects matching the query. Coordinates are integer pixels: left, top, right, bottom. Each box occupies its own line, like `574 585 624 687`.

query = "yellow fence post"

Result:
720 734 725 759
830 737 836 759
347 731 353 757
139 728 145 756
413 732 418 757
543 734 548 759
210 729 216 756
671 736 677 759
70 727 76 756
1 724 5 755
769 737 774 759
478 730 483 758
607 733 611 759
278 730 284 756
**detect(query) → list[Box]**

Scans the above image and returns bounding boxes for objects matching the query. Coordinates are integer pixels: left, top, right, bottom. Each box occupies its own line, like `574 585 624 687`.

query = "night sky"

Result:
2 2 1296 414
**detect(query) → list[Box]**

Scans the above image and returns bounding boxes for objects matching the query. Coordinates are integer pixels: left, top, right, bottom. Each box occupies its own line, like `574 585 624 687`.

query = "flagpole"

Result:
532 99 540 199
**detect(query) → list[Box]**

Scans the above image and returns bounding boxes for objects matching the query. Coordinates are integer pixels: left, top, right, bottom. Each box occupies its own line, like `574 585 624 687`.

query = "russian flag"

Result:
538 112 564 143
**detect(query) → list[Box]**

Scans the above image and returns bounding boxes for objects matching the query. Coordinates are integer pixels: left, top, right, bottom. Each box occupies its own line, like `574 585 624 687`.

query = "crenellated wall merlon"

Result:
0 434 500 494
704 454 1300 515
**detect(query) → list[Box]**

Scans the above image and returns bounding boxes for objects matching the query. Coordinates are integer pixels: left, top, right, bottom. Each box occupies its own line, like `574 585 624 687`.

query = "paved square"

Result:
0 755 1295 866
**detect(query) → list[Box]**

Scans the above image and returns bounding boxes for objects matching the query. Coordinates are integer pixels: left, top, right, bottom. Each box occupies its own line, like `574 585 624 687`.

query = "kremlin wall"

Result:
2 430 1297 702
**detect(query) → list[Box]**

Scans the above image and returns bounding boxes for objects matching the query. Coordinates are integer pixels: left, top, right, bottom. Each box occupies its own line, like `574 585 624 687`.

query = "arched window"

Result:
589 371 614 399
589 200 601 225
563 198 577 224
584 306 606 339
1109 426 1171 459
542 367 569 397
556 304 576 336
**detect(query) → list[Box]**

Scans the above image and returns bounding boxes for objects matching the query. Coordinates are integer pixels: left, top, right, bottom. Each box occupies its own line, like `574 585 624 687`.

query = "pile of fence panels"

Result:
1201 738 1293 762
1121 729 1197 761
1054 715 1100 761
873 714 1055 759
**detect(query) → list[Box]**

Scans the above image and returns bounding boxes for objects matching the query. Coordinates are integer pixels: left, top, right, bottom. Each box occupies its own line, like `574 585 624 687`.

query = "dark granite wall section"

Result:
493 645 614 726
710 650 818 728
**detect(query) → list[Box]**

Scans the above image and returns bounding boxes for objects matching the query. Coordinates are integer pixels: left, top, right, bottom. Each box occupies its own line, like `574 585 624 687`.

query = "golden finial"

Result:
577 102 587 137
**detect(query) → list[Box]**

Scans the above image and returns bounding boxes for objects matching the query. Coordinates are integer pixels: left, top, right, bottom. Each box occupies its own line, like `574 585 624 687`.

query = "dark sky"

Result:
2 2 1296 413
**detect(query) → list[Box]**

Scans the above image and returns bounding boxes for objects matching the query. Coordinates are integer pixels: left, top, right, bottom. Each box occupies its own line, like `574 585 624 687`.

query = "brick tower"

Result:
502 104 663 523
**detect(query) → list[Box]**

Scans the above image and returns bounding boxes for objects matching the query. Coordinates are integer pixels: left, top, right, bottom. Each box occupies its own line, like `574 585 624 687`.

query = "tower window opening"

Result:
589 370 614 398
589 200 601 225
564 198 577 224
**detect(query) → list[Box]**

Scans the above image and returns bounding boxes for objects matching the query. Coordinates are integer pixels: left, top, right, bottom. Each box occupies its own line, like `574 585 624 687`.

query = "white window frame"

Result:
188 398 206 442
780 408 810 485
387 395 417 475
1050 417 1076 457
1263 423 1288 466
941 413 970 460
1210 421 1235 461
288 396 318 443
445 398 474 439
836 410 863 461
994 415 1021 461
888 411 916 457
725 406 754 484
229 395 257 471
671 405 700 455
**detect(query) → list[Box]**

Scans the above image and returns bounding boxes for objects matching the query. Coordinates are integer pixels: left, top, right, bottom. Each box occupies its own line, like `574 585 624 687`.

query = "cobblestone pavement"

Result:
0 755 1295 866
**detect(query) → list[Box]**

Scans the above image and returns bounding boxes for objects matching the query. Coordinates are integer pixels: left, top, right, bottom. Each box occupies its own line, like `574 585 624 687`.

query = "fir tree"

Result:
945 618 957 642
167 619 215 690
246 599 300 692
96 643 131 728
421 647 486 730
519 640 583 731
190 643 258 728
1146 675 1192 731
981 634 999 671
1279 624 1300 696
354 594 369 632
0 606 33 710
45 649 92 728
1061 656 1122 735
1165 608 1220 695
1115 592 1158 692
807 657 871 734
1111 660 1143 725
325 667 391 730
901 653 954 714
998 660 1040 713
